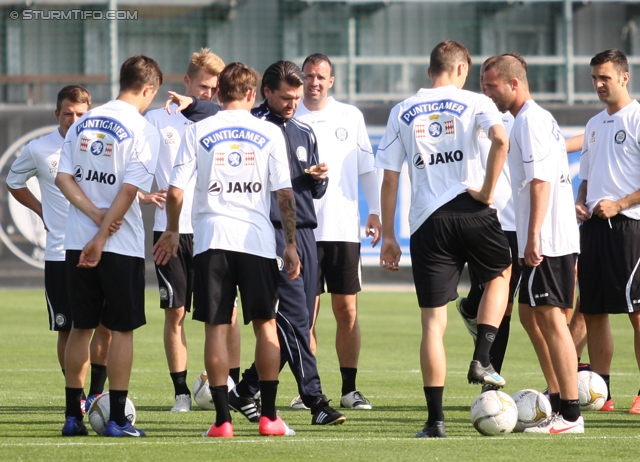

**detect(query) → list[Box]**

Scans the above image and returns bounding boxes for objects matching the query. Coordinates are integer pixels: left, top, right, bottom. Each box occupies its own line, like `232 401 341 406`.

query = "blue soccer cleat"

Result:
103 420 146 437
61 416 88 436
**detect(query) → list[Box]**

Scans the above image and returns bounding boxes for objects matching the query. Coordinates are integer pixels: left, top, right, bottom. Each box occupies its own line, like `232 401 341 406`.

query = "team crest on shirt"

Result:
55 314 66 327
615 130 626 144
228 150 242 167
335 127 348 141
208 179 222 196
164 129 177 145
428 122 443 138
589 131 596 143
413 153 425 169
49 159 58 174
90 140 104 156
296 146 307 162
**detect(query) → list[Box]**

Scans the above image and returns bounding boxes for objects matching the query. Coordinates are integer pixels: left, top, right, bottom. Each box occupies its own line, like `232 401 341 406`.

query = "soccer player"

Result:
482 54 583 433
6 85 112 413
56 55 162 437
144 48 239 412
576 49 640 415
376 40 512 438
295 53 380 410
153 62 301 438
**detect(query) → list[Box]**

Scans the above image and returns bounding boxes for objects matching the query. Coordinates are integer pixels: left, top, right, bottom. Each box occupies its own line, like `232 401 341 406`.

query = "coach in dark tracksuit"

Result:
180 61 346 426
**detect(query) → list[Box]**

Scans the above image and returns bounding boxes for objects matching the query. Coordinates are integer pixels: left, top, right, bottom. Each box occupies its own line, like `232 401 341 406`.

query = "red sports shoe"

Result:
258 415 296 436
203 421 233 438
630 395 640 415
600 398 614 412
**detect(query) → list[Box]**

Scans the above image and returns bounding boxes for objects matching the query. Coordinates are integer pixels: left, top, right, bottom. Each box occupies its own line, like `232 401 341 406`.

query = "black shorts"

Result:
45 260 72 332
519 254 577 308
153 232 194 311
192 249 279 325
579 215 640 314
65 250 146 331
505 231 523 303
317 241 361 295
411 205 511 308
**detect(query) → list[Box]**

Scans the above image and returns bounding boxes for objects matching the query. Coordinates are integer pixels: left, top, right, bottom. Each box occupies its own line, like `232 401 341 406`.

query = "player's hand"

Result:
78 237 105 268
523 237 543 267
165 91 193 115
152 230 180 266
575 201 590 223
307 163 328 180
380 237 401 271
365 214 382 247
593 199 621 219
138 189 167 209
467 188 493 206
108 220 122 235
283 244 301 281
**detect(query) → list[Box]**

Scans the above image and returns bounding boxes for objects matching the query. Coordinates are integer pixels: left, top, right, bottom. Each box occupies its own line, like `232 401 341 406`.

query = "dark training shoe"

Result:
467 360 506 387
228 388 261 423
103 420 146 437
416 421 446 438
310 396 347 425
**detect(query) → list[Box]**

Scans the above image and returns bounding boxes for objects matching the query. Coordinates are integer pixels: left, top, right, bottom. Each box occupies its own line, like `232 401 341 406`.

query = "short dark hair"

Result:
484 54 528 87
217 62 259 103
301 53 333 76
119 55 163 93
260 61 305 98
590 48 629 74
429 41 471 77
56 85 91 112
501 52 528 72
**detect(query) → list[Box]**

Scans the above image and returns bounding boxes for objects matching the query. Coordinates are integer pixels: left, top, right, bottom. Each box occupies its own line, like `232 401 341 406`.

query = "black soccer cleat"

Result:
416 421 446 438
228 388 261 423
310 395 347 425
467 360 506 387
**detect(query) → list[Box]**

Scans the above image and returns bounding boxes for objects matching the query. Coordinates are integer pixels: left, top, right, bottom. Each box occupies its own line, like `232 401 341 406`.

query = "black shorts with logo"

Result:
317 241 361 295
519 254 577 308
192 249 279 325
45 260 72 332
65 250 146 331
153 232 194 311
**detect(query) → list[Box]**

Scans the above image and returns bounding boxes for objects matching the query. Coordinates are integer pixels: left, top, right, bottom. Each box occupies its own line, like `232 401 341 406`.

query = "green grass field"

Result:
2 288 640 461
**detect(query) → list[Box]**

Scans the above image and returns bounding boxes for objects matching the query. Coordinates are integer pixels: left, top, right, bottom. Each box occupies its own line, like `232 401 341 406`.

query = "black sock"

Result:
474 324 499 367
88 363 107 396
462 284 484 318
229 367 240 385
600 374 611 401
211 385 231 426
259 380 279 420
109 390 128 426
423 386 444 425
489 316 511 373
560 399 581 422
549 392 561 413
170 370 190 396
340 367 357 396
65 387 84 419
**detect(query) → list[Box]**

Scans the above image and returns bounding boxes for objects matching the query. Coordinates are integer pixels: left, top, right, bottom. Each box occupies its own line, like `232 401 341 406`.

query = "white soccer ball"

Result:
577 370 607 411
193 371 235 410
87 392 136 436
470 390 518 436
511 389 552 432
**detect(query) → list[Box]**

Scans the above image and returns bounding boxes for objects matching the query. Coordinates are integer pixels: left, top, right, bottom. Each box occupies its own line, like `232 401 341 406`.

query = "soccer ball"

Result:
193 371 235 410
577 370 607 411
511 389 552 432
87 392 136 435
470 390 518 436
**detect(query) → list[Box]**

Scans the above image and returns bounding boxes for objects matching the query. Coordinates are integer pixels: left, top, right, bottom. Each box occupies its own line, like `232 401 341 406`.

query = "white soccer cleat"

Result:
290 395 310 410
171 394 192 412
340 391 372 410
523 414 584 434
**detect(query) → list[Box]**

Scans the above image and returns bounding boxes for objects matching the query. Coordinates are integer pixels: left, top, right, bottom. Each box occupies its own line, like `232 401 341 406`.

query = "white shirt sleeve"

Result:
579 124 591 181
475 96 504 136
375 106 406 172
170 125 197 191
518 115 553 184
6 144 37 188
359 169 380 216
268 129 292 191
123 126 159 193
356 112 375 175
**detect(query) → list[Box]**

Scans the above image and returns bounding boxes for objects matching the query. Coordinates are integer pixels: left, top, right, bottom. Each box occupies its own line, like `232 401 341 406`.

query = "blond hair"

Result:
186 48 225 78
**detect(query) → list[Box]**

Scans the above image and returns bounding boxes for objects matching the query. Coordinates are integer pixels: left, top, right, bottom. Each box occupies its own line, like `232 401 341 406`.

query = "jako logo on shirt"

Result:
226 182 262 193
428 150 463 165
76 117 132 142
83 169 116 185
400 100 468 125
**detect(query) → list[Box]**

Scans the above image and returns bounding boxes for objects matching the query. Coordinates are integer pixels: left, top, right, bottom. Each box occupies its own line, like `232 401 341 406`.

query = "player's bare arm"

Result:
379 169 401 271
78 183 139 268
360 170 382 247
565 133 584 153
468 123 508 205
6 186 45 227
594 189 640 219
524 179 550 267
575 180 590 222
164 91 194 115
276 187 300 280
307 162 328 179
138 188 167 209
152 185 183 266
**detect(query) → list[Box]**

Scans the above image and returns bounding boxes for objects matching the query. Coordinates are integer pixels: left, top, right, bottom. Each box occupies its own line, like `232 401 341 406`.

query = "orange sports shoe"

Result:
600 398 614 412
630 395 640 415
203 421 234 438
258 415 296 436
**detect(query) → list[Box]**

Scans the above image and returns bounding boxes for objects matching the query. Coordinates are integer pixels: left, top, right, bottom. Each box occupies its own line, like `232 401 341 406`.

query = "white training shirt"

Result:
479 112 516 231
375 85 503 235
6 129 69 261
580 99 640 220
296 97 377 243
170 110 291 258
509 100 580 258
145 106 195 233
58 99 160 258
